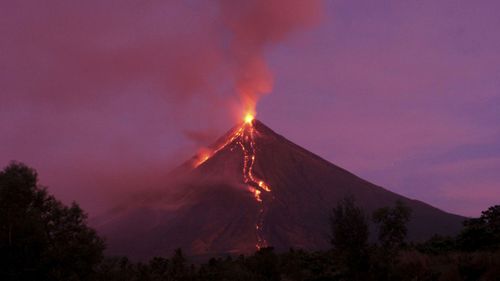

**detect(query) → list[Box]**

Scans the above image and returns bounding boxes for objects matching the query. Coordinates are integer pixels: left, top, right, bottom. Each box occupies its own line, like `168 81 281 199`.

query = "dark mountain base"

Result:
96 120 464 260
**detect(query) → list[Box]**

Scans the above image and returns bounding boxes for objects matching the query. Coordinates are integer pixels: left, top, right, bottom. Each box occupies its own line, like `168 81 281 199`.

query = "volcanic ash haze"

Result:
96 119 465 260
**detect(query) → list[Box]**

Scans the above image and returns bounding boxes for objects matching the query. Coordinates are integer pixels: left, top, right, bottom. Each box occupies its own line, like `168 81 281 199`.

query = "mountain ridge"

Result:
96 119 465 260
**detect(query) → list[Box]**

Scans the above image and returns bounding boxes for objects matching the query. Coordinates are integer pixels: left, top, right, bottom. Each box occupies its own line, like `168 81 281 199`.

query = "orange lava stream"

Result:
193 126 244 168
193 119 272 250
236 121 271 250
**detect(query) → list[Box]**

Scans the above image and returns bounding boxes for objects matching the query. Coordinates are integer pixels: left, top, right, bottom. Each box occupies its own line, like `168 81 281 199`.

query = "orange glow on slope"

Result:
236 119 272 249
193 148 211 167
248 187 262 202
193 126 245 168
192 116 272 250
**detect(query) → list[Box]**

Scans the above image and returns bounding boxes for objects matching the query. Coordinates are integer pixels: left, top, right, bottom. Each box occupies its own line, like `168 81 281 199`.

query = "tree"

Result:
371 201 412 280
169 248 192 280
329 197 369 278
372 200 412 249
245 247 280 281
458 205 500 251
0 162 104 281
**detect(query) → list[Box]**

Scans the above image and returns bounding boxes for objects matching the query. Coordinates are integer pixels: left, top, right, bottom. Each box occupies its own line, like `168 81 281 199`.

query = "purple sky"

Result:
1 0 499 217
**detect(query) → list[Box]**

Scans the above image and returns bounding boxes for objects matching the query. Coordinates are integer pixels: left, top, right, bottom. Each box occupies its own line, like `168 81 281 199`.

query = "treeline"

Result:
0 163 104 281
1 162 499 281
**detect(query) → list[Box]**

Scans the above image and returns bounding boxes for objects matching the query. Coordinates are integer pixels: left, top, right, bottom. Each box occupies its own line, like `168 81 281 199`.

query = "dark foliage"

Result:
329 197 369 280
372 200 412 249
457 205 500 251
2 162 500 280
93 247 500 281
370 201 412 280
0 162 105 281
415 235 457 254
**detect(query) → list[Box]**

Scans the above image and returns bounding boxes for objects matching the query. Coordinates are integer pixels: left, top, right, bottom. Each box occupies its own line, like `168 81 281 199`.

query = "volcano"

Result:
96 119 465 260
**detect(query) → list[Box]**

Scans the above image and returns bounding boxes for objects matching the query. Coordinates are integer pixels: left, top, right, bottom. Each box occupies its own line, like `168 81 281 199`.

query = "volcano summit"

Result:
96 120 464 260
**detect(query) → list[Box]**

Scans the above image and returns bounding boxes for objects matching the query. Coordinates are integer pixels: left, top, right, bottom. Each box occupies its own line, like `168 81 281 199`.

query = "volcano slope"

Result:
96 120 465 260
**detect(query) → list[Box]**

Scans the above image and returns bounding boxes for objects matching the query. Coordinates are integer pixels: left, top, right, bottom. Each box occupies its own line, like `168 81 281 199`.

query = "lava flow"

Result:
193 114 272 249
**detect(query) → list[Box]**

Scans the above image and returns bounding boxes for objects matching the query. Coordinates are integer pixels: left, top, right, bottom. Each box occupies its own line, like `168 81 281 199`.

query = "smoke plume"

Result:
220 0 322 116
0 0 322 214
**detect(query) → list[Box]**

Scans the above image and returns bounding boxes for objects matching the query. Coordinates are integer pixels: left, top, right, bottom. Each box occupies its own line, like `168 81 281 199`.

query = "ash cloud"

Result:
1 0 322 111
219 0 322 114
0 0 322 215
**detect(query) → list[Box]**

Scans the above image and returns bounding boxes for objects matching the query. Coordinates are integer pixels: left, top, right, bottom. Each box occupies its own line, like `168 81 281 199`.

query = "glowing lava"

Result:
244 113 254 124
235 119 272 249
193 126 245 168
192 115 272 249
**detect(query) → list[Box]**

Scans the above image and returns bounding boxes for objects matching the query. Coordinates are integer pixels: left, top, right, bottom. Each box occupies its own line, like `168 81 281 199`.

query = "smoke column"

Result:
219 0 322 117
0 0 322 214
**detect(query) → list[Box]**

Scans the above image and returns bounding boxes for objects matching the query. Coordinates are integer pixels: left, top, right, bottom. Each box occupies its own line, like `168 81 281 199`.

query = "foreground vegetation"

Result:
1 163 499 281
95 247 500 281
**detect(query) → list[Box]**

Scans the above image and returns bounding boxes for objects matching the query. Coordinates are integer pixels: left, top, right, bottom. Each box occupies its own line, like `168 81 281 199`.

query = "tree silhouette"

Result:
458 205 500 251
372 200 412 249
0 162 104 281
371 201 412 280
329 196 369 279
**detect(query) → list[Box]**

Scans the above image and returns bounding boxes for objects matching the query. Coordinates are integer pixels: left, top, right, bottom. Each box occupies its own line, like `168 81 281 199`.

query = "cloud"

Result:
0 0 322 215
